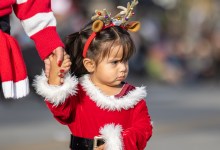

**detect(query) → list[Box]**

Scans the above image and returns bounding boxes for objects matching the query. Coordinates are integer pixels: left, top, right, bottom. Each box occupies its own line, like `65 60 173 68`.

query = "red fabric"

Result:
46 83 152 150
0 0 14 16
0 0 64 60
115 83 134 98
30 27 64 60
0 8 12 17
0 30 28 98
0 30 27 82
122 100 152 150
13 0 51 20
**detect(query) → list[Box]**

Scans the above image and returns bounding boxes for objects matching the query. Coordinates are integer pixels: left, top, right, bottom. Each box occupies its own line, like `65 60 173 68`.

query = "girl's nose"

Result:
120 62 128 72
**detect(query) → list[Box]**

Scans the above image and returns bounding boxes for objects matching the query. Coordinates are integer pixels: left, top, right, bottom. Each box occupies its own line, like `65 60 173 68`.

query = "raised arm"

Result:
13 0 64 60
33 53 78 124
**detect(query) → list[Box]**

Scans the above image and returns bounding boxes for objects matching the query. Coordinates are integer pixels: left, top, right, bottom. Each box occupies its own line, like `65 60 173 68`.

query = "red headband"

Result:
82 23 115 58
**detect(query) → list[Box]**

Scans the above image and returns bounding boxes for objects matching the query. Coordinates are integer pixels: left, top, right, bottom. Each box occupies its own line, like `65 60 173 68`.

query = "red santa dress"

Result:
34 73 153 150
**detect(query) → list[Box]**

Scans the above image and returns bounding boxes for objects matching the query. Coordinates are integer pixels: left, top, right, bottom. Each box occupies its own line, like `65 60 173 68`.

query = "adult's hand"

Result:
44 46 65 77
53 46 65 67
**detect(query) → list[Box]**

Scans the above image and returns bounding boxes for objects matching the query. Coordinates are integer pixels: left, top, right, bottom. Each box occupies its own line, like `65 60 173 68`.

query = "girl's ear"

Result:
83 58 96 73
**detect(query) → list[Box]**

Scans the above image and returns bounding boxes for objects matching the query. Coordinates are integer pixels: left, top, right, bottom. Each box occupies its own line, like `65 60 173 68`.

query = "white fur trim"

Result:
80 75 147 111
100 123 123 150
21 12 56 36
33 71 78 106
2 77 29 99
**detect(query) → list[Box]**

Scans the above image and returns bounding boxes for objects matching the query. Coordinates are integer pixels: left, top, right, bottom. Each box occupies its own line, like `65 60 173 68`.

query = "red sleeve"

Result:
122 100 153 150
46 95 77 125
13 0 64 60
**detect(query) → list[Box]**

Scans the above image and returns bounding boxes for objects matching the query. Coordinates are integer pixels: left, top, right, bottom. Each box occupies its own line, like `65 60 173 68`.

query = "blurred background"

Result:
0 0 220 149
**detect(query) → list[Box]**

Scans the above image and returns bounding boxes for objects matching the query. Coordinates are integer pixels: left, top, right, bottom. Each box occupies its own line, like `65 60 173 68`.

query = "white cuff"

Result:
2 77 29 99
99 123 123 150
33 71 78 106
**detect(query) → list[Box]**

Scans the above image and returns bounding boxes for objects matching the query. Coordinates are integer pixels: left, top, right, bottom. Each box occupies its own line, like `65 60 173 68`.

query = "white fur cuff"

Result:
100 123 123 150
33 71 78 106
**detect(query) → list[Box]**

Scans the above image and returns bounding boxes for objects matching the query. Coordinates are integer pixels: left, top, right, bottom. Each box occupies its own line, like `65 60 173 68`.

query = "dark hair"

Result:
65 21 136 77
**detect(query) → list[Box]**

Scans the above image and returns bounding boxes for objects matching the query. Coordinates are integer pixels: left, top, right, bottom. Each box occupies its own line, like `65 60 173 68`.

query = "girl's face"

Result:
90 45 129 88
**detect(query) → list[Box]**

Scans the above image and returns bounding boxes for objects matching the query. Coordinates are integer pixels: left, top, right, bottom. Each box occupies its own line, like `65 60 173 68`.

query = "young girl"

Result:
34 0 152 149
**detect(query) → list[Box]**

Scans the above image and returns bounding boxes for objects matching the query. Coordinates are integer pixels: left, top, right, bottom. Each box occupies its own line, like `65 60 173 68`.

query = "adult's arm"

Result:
13 0 64 60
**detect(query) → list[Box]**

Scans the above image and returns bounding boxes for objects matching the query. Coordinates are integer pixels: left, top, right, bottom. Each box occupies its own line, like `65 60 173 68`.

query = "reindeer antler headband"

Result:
83 0 140 58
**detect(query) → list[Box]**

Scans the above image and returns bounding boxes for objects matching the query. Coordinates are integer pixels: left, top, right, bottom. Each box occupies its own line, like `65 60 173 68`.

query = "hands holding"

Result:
44 46 65 78
44 47 71 85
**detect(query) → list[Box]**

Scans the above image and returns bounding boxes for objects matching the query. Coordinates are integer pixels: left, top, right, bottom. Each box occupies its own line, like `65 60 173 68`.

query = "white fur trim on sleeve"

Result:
33 71 78 106
100 123 123 150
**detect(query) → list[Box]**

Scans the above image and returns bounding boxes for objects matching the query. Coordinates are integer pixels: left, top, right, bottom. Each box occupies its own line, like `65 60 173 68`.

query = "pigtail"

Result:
65 32 87 77
65 22 94 77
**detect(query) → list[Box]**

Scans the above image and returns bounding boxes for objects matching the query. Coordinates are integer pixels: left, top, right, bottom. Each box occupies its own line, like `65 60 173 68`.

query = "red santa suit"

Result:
0 0 64 98
34 73 153 150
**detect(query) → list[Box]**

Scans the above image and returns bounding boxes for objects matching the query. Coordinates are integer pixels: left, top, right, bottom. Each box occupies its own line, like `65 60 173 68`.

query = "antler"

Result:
91 9 111 25
114 0 138 24
90 0 139 31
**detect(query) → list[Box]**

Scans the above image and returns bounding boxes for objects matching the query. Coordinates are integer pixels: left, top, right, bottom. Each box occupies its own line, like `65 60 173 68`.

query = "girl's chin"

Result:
112 81 124 87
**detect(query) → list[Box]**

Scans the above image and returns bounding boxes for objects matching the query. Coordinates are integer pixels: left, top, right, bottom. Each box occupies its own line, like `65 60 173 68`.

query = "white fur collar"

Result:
79 75 147 111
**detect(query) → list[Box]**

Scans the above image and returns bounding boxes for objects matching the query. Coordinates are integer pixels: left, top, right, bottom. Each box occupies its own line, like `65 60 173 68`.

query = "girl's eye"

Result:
112 61 119 64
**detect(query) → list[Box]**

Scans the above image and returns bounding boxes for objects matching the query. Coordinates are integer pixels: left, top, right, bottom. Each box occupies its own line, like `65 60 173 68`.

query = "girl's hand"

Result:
48 52 71 85
44 47 65 78
94 144 105 150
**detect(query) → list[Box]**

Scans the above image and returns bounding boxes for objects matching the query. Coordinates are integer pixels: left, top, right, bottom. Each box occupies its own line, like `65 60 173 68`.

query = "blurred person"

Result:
34 1 153 149
145 42 167 81
212 33 220 80
0 0 65 99
129 34 149 75
186 37 214 81
163 38 186 84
